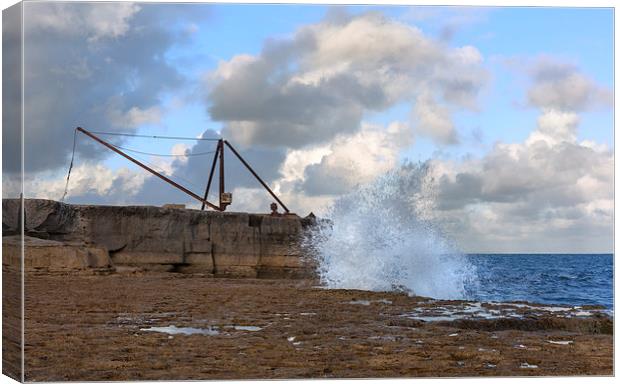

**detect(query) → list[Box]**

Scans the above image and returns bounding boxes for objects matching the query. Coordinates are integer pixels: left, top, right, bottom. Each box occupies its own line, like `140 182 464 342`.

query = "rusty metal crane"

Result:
72 127 289 213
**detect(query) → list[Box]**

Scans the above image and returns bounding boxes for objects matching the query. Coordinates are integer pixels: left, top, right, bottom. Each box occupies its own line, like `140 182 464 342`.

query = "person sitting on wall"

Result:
270 202 281 216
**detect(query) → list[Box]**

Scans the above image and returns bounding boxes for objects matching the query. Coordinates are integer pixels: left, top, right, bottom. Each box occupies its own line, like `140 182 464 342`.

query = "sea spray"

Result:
304 162 477 300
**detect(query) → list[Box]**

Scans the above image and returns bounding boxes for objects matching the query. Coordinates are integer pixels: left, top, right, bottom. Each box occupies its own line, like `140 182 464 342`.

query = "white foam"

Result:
402 301 609 322
303 165 477 300
572 311 593 317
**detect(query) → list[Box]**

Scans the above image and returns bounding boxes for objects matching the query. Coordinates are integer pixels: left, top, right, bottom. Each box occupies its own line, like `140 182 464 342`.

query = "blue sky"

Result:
16 3 614 253
103 5 613 168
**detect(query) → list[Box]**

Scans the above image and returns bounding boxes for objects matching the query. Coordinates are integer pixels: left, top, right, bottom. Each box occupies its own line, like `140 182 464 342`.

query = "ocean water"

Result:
467 254 613 309
307 164 614 311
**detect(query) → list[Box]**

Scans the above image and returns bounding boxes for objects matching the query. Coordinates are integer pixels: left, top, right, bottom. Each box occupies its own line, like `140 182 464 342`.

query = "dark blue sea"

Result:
467 254 613 310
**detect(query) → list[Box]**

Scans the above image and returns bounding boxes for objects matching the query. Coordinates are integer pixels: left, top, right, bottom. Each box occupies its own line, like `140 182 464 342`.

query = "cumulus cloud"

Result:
301 121 414 195
426 60 613 253
526 56 613 111
4 3 210 174
207 11 487 149
412 92 457 144
25 2 140 41
12 5 610 254
2 3 22 196
20 164 148 204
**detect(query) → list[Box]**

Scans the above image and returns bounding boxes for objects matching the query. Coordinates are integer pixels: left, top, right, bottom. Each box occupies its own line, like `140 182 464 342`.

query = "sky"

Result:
2 2 614 253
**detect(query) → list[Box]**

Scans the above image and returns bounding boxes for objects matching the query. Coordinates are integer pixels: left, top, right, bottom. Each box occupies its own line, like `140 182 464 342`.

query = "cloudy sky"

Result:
3 2 613 253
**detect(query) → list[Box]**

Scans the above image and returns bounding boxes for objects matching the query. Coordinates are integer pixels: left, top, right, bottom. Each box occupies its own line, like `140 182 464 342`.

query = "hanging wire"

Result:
62 128 218 200
60 129 78 202
109 143 217 158
88 130 221 141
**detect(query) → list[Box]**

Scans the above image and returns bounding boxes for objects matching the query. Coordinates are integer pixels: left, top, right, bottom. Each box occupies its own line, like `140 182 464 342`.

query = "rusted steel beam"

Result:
218 139 226 210
76 127 221 211
223 140 290 213
201 143 220 211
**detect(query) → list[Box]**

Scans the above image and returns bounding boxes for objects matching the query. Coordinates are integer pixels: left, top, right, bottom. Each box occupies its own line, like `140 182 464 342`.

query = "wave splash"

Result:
304 162 477 300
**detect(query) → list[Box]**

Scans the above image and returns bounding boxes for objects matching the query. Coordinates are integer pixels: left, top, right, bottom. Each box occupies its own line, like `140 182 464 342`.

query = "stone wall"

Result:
2 199 315 278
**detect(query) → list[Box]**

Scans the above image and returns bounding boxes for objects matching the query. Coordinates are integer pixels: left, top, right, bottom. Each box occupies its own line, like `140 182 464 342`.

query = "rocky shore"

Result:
19 271 612 381
3 199 613 380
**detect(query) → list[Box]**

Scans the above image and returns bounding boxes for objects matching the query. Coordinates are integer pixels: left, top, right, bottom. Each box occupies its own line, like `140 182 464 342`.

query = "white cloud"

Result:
526 56 612 111
208 11 487 149
24 2 140 42
412 92 457 144
24 164 147 202
8 3 208 175
301 121 413 195
108 105 163 128
412 56 614 253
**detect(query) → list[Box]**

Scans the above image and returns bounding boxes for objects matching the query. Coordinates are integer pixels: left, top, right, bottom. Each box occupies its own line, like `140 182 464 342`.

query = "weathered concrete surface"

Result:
2 235 111 272
2 199 314 278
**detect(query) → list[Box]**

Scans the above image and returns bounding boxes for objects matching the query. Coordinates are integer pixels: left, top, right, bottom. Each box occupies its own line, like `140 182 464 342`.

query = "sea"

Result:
467 254 613 310
309 165 614 313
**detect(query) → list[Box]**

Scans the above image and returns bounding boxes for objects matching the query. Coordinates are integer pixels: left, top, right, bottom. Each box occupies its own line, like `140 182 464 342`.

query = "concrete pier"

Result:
2 199 315 277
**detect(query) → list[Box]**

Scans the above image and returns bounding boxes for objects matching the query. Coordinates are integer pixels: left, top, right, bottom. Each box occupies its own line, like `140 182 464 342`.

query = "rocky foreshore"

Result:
17 272 612 380
3 199 613 379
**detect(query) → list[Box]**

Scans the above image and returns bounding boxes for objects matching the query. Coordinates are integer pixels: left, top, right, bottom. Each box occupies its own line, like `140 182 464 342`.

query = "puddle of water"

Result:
140 325 220 336
346 299 392 306
402 301 608 322
548 340 573 345
226 325 262 332
347 300 371 306
513 344 527 349
368 335 397 341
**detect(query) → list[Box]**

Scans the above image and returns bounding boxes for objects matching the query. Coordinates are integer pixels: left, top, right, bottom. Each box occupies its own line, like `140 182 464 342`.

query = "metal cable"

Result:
88 130 221 141
60 129 78 201
109 143 217 158
61 128 210 200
